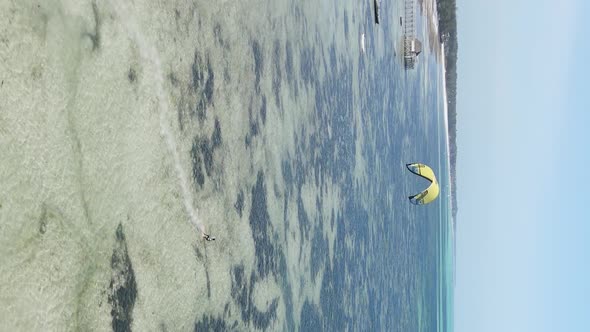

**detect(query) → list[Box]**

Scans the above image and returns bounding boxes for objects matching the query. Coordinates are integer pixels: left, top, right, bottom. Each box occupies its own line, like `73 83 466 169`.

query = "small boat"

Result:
361 33 366 54
374 0 381 24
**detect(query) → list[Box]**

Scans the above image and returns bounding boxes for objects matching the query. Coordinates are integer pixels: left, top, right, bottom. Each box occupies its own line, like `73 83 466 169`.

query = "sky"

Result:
456 0 590 331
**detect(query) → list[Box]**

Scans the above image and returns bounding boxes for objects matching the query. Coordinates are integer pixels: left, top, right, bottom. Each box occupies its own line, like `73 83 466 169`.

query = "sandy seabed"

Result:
0 0 360 330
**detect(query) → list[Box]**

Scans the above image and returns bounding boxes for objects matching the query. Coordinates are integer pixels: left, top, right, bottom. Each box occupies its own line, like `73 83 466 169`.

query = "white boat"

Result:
360 33 366 54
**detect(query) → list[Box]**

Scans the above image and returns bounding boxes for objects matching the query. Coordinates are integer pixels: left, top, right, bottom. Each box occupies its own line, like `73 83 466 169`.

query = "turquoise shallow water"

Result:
0 0 452 330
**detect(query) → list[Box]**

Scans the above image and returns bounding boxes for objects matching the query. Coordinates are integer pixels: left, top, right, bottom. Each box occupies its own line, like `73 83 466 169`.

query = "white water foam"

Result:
108 1 206 235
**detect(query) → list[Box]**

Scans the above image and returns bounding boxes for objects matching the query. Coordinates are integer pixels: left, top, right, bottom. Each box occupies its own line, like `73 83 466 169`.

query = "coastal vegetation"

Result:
436 0 458 220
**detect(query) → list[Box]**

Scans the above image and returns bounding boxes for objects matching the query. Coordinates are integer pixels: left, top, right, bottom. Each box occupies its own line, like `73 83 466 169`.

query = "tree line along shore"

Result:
436 0 458 220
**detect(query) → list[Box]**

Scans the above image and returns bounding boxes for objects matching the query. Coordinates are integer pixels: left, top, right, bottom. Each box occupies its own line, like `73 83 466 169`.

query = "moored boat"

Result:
374 0 381 24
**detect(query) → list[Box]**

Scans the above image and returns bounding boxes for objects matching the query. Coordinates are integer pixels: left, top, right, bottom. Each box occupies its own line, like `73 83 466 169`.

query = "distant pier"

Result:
403 0 422 69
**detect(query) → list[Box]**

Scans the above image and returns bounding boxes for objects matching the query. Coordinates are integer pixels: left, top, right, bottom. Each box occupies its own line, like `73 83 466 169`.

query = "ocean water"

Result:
0 0 452 331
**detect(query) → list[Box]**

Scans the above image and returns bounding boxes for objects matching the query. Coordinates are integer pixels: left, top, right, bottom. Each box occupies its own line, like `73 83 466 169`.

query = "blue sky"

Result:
456 0 590 331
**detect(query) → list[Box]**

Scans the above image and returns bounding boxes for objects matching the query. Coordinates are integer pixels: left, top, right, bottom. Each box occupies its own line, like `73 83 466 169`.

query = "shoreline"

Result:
421 0 451 191
441 42 452 212
418 0 442 61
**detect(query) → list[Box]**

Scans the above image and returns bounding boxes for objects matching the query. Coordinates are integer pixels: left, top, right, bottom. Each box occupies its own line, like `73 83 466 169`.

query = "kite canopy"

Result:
406 163 440 205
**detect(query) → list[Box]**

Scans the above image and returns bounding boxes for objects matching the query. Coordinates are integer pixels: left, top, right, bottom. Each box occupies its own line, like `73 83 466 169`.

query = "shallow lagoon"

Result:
0 0 451 330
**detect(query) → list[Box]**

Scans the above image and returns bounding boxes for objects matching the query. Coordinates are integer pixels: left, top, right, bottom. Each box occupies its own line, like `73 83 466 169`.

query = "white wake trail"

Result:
109 1 206 235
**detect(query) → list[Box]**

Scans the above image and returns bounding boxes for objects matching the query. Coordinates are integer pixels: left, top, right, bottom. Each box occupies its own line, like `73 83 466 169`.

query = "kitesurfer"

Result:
202 233 215 241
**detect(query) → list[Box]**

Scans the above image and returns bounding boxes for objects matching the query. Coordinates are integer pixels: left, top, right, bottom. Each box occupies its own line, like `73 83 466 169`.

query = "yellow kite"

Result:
406 163 440 205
